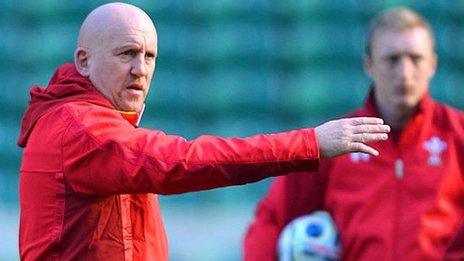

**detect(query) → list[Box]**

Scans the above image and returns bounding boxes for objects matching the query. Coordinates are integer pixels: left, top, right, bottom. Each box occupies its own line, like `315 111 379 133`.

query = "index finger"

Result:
349 117 384 125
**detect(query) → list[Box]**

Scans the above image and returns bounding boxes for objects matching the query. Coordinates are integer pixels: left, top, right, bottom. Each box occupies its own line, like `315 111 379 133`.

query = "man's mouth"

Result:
126 84 144 96
397 84 414 93
127 84 144 91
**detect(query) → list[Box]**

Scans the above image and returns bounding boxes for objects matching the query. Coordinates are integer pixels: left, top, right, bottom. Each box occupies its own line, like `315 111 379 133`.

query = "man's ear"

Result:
74 47 90 77
429 52 438 77
363 54 374 79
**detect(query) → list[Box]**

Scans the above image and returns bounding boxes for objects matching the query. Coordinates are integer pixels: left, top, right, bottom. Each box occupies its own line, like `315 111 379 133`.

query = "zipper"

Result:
394 159 404 180
393 158 404 259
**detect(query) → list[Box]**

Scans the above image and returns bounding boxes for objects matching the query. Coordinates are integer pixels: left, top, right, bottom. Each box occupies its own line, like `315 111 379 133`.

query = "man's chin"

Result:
396 99 419 110
117 102 143 113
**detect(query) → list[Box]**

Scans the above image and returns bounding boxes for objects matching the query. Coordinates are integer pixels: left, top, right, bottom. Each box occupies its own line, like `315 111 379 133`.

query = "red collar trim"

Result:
118 104 145 127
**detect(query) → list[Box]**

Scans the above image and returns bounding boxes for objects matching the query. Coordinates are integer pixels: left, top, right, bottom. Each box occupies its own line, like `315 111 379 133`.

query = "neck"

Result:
375 95 418 130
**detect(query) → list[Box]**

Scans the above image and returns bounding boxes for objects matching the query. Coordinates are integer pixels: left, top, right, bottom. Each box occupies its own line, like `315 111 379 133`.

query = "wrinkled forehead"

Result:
104 28 158 52
106 21 157 44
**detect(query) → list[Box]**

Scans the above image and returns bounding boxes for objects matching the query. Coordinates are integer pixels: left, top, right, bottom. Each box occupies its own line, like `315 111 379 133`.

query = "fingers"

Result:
352 133 388 143
353 124 391 134
316 116 390 158
348 117 385 125
347 118 389 156
353 121 391 134
351 143 379 156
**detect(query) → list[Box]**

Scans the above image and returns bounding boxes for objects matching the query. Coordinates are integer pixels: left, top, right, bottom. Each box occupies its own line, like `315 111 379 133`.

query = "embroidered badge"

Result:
350 152 370 163
423 136 447 166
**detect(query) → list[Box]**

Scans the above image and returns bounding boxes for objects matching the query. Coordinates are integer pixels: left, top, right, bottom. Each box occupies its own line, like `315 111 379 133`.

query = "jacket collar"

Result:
119 104 145 127
362 87 435 146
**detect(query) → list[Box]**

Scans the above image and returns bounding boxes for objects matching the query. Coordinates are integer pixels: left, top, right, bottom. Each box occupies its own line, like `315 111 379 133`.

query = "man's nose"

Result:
396 57 414 80
131 54 148 77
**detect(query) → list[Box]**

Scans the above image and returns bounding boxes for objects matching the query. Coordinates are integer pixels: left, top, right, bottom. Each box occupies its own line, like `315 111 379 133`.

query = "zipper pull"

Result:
395 159 404 179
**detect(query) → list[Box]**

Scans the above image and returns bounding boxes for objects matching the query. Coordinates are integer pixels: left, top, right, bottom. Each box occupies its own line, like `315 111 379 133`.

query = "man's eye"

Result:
388 55 399 64
145 52 155 59
121 50 136 57
410 55 422 64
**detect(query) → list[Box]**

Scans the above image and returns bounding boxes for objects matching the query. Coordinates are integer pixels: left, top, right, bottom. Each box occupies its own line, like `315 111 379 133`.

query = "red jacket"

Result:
244 92 464 261
428 138 464 260
444 217 464 260
18 63 321 260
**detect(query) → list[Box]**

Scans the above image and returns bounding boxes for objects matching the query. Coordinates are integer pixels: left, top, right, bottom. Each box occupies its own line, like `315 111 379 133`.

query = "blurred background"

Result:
1 0 464 260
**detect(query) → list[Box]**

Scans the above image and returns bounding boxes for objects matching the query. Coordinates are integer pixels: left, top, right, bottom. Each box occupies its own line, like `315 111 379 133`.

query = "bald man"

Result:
17 3 389 260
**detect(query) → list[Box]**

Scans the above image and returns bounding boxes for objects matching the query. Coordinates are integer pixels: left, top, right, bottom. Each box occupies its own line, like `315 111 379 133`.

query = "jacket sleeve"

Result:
61 104 320 196
243 163 328 261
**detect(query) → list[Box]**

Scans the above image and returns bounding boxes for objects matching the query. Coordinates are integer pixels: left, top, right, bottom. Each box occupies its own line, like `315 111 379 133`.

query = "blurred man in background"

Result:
16 2 390 260
244 6 464 260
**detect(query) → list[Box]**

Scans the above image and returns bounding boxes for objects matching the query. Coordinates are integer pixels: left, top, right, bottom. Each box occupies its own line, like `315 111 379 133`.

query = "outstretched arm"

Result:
60 104 389 197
